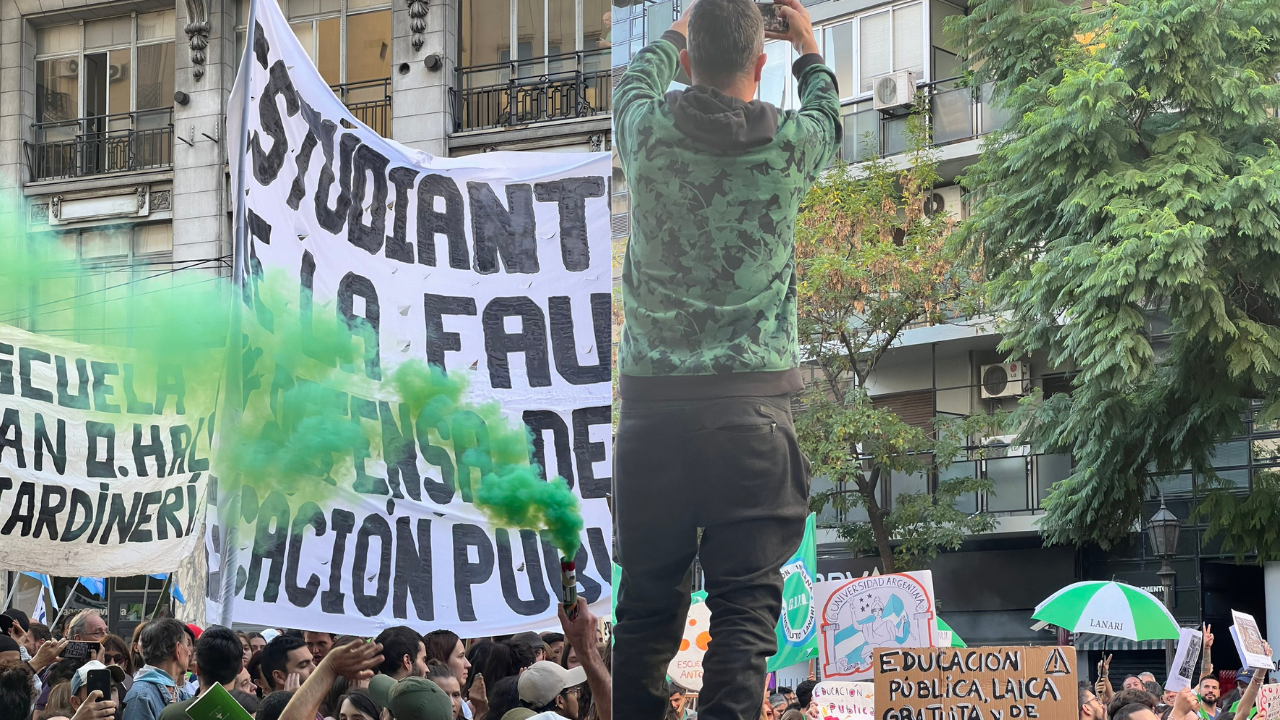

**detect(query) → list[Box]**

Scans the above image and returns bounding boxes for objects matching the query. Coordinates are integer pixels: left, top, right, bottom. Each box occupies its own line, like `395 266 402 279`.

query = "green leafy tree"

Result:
795 106 995 573
950 0 1280 551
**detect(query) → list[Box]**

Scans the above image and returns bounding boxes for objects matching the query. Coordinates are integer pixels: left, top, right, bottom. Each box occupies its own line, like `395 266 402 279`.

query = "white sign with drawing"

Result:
815 570 936 680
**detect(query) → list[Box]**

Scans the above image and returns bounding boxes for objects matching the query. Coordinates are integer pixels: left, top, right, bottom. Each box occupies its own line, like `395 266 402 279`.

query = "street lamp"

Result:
1148 497 1181 670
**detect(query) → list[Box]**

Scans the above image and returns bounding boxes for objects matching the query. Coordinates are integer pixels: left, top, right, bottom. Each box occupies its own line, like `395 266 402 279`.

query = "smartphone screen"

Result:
756 2 788 33
86 669 113 704
63 641 97 660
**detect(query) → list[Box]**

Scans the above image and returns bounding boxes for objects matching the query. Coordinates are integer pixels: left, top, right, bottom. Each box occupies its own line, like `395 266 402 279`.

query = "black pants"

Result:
613 394 811 720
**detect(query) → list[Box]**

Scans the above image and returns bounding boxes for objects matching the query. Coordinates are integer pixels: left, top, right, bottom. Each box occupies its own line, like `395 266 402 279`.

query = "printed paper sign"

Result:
1233 611 1273 670
0 325 213 575
874 646 1078 720
1166 627 1203 692
816 571 936 680
1256 685 1280 720
210 0 612 635
812 681 874 720
668 601 711 691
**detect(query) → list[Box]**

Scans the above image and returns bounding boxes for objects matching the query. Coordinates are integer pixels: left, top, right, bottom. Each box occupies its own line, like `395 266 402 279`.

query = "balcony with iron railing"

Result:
838 77 1012 163
26 108 174 183
452 48 611 132
332 78 391 137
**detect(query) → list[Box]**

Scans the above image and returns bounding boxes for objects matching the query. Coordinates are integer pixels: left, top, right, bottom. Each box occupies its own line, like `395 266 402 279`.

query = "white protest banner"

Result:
668 600 711 691
0 325 213 575
1257 685 1280 720
1233 611 1274 670
210 0 612 636
812 681 874 720
816 571 936 680
1166 627 1203 692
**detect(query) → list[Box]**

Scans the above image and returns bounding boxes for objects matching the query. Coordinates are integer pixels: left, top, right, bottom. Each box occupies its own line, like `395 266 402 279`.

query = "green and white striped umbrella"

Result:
1033 581 1180 641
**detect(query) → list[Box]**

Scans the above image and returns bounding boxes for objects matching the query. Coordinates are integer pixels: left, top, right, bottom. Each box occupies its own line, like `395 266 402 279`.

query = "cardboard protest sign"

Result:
211 0 612 635
812 681 874 720
1256 685 1280 720
874 646 1077 720
1166 627 1203 692
0 325 214 575
668 600 711 691
817 571 937 680
1233 611 1273 670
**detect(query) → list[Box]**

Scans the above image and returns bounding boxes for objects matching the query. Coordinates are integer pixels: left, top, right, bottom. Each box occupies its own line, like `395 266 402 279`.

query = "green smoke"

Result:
0 194 586 558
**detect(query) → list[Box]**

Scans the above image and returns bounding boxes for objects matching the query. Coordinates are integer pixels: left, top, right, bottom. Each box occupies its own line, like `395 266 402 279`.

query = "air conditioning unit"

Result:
982 434 1030 457
872 71 917 112
980 360 1028 399
925 185 965 222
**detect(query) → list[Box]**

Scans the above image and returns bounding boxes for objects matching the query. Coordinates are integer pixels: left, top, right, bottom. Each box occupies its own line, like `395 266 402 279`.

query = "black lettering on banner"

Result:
393 517 434 621
523 410 574 485
323 508 356 613
287 501 326 606
157 486 184 540
251 60 300 185
86 421 117 478
417 174 470 269
316 133 361 234
549 294 611 385
587 527 612 584
91 361 121 413
348 144 390 254
133 424 167 478
385 167 420 264
34 414 66 474
380 402 420 502
32 484 66 540
0 342 13 394
451 411 490 503
352 514 392 616
56 356 90 409
423 294 476 372
123 364 153 414
338 273 382 380
87 482 110 542
482 297 551 389
1 481 34 536
247 209 276 331
188 416 211 471
290 112 335 210
154 365 186 414
62 489 93 542
416 407 455 504
350 397 389 496
185 476 199 534
452 523 495 622
534 177 605 272
573 406 611 498
168 425 192 475
100 492 142 544
246 490 290 602
300 251 336 367
253 21 269 68
19 347 53 403
468 182 539 274
0 408 24 468
496 528 550 615
128 490 161 543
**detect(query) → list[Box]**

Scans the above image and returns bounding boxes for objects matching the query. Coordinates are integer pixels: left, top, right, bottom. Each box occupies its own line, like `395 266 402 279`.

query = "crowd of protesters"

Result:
0 599 609 720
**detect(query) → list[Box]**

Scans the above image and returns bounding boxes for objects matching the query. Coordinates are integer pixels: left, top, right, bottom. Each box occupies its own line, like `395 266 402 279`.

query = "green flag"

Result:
767 513 818 672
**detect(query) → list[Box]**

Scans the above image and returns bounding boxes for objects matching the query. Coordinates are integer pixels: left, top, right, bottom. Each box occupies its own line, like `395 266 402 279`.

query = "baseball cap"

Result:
69 661 127 696
517 661 587 708
186 624 203 640
369 674 397 709
0 636 19 654
261 629 281 643
511 632 548 652
3 610 30 633
388 676 453 720
501 711 537 720
1239 668 1255 683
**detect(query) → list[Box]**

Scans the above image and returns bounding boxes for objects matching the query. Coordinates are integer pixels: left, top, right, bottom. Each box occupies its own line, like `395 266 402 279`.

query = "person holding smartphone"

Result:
612 0 840 715
69 660 127 717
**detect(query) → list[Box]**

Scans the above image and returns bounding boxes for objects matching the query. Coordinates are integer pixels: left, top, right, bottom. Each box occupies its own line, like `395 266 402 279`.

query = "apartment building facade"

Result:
0 0 611 633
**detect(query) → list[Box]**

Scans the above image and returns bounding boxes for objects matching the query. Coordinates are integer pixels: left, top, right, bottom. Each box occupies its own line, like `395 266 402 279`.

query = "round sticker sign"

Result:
780 560 814 644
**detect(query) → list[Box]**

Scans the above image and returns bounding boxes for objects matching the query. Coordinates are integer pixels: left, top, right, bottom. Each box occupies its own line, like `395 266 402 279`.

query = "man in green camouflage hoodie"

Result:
612 0 840 714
